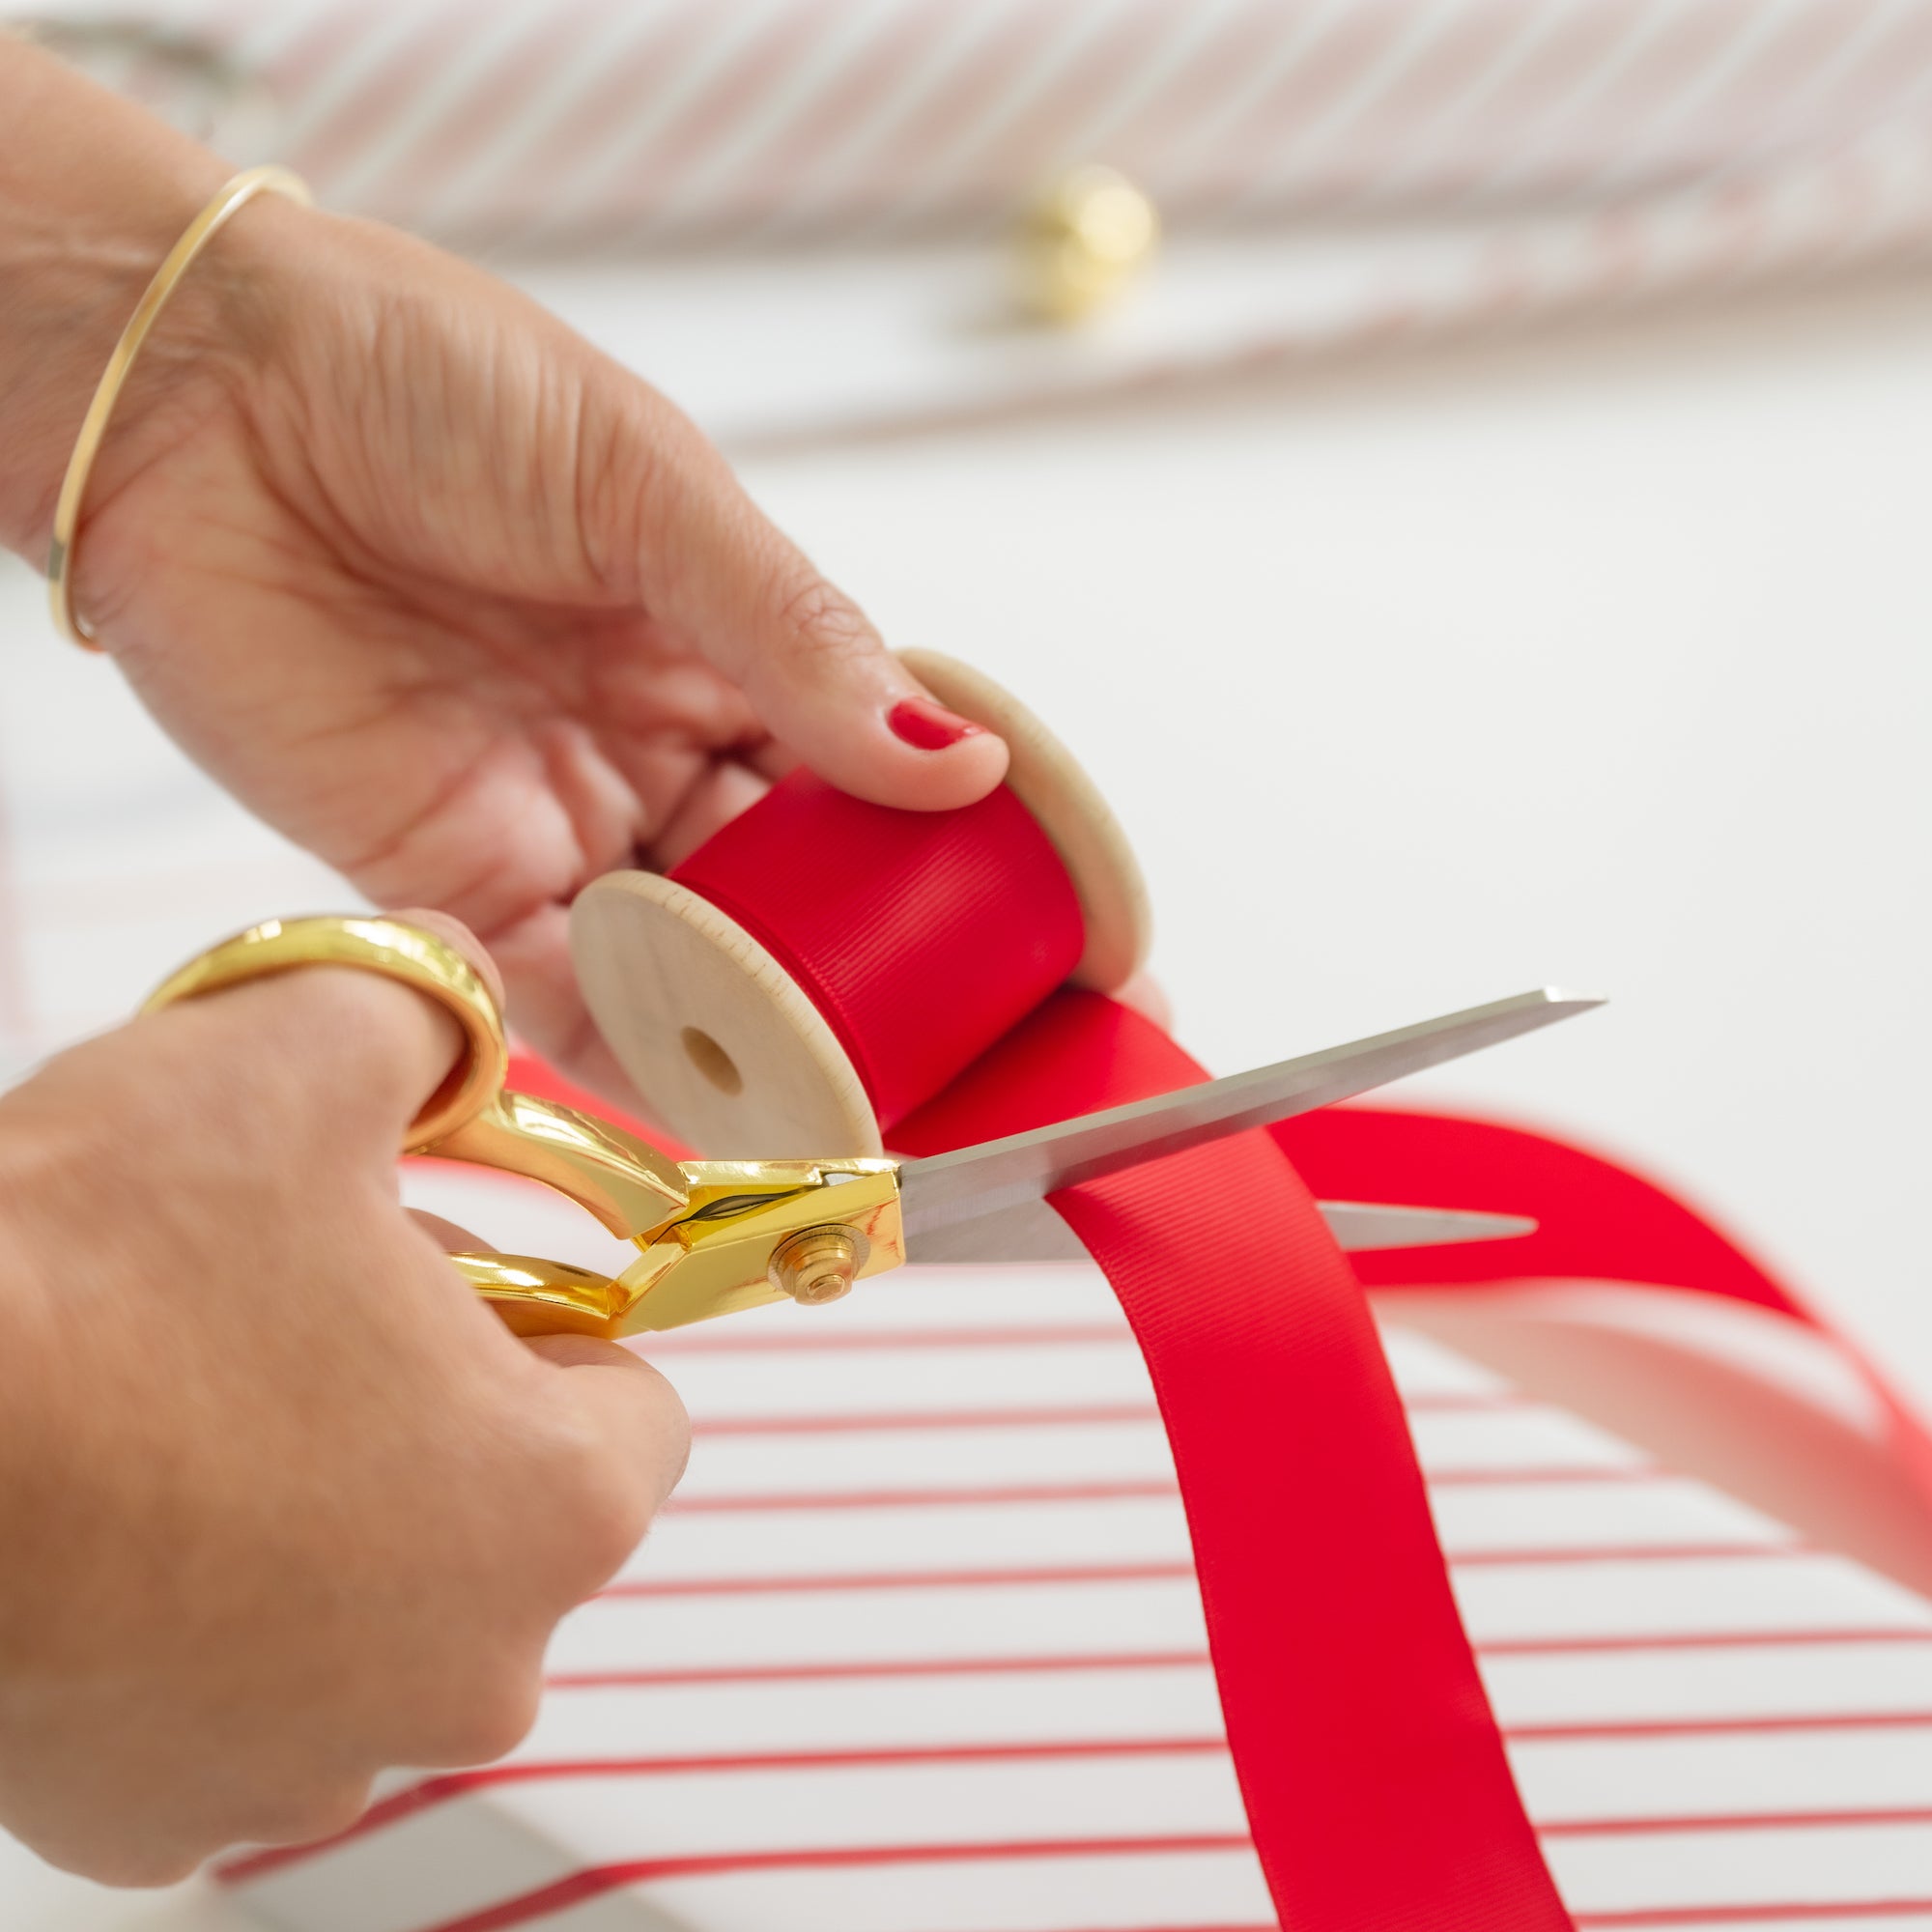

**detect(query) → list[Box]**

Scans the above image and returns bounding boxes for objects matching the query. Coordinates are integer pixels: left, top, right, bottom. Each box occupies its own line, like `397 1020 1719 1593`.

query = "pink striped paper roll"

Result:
25 0 1932 248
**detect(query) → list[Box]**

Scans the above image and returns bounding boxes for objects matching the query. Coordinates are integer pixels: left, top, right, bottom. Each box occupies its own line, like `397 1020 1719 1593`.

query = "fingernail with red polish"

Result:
888 696 983 751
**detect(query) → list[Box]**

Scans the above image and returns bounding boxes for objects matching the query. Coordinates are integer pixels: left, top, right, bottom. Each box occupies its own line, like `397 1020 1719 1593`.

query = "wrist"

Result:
0 39 273 561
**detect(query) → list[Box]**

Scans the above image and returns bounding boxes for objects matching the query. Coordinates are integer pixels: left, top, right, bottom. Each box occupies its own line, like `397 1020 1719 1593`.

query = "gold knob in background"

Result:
1014 163 1160 326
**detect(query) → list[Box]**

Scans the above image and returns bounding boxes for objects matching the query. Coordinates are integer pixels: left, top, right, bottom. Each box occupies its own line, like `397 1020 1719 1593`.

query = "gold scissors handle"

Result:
142 917 904 1338
144 917 693 1334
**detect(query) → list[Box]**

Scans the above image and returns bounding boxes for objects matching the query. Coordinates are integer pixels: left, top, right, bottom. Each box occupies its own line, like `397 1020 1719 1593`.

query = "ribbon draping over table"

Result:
639 768 1577 1929
450 759 1932 1932
1279 1105 1932 1601
894 994 1572 1931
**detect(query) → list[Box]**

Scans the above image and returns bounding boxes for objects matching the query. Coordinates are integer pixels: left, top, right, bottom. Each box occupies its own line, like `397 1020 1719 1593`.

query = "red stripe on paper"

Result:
693 1403 1162 1435
689 1389 1526 1435
1427 1465 1666 1488
1545 1805 1932 1838
542 1627 1932 1691
418 1837 1258 1932
1451 1543 1804 1569
219 1716 1932 1886
1573 1903 1932 1927
217 1740 1235 1883
666 1479 1181 1513
543 1650 1215 1690
396 1847 1932 1932
1478 1628 1932 1656
662 1466 1666 1513
1511 1710 1932 1742
623 1911 1932 1932
593 1545 1804 1600
645 1322 1137 1353
756 1917 1932 1932
236 1833 1258 1914
594 1561 1198 1599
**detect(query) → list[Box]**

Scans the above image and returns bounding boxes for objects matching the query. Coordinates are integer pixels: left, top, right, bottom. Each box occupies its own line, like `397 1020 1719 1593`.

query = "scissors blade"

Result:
1318 1201 1536 1251
905 1194 1536 1263
896 986 1603 1242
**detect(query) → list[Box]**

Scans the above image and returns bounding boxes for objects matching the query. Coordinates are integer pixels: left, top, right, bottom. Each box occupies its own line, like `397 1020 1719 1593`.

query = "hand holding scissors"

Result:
147 917 1603 1339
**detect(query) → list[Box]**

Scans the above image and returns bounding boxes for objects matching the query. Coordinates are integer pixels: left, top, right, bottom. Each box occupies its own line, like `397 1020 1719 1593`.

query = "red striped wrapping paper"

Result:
215 1157 1932 1932
23 0 1932 430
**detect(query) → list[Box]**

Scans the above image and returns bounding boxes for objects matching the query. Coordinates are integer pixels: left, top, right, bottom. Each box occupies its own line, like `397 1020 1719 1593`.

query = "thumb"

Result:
627 400 1009 810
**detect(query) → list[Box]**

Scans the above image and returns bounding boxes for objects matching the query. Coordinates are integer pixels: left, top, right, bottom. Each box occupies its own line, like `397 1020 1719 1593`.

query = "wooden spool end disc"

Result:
901 649 1150 993
571 871 882 1158
570 653 1151 1158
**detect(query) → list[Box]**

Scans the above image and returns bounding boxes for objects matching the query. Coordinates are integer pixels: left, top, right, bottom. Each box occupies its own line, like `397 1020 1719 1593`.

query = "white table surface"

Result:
4 260 1930 1924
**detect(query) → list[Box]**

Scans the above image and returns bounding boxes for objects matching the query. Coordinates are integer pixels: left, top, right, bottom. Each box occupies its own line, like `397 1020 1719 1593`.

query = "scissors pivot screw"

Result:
769 1225 867 1305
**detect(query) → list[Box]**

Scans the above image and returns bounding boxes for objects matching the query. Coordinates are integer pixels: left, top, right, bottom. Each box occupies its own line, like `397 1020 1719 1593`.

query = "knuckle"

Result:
412 1661 544 1768
136 1849 209 1888
459 1670 544 1765
388 907 487 966
557 1451 657 1589
243 968 443 1147
131 967 408 1151
543 1416 681 1597
767 566 877 663
242 1776 374 1851
56 1836 206 1890
276 968 409 1081
579 386 664 590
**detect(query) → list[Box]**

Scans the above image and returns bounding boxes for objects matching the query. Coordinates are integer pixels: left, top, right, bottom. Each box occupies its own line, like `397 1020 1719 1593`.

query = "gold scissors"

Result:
144 916 1603 1340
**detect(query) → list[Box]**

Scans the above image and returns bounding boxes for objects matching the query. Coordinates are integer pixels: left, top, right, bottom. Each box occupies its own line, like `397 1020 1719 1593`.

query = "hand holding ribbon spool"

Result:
144 655 1591 1342
562 649 1589 1297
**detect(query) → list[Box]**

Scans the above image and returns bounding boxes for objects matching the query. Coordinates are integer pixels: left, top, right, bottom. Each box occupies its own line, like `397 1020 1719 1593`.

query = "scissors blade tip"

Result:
1538 987 1608 1009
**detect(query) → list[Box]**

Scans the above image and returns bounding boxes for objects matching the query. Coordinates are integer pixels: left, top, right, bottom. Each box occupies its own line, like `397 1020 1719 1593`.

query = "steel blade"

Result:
897 987 1603 1240
905 1194 1537 1263
1319 1201 1536 1252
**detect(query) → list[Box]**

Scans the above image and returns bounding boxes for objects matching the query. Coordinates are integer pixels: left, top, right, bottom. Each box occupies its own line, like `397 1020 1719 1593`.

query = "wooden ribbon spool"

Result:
569 651 1151 1156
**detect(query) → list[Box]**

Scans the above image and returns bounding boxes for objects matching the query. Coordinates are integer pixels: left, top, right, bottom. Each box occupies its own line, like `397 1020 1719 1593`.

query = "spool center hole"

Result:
681 1026 743 1095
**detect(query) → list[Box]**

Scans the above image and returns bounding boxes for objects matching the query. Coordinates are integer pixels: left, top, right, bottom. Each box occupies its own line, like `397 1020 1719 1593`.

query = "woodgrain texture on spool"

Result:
571 871 883 1158
570 653 1149 1155
902 649 1150 991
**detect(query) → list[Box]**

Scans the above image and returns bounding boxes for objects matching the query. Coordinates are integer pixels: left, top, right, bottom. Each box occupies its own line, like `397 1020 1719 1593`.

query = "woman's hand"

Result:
76 206 1007 1102
0 918 688 1884
1 41 1008 1109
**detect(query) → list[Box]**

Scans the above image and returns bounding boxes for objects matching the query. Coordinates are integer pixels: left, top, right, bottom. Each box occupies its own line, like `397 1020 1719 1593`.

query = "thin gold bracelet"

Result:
45 163 312 650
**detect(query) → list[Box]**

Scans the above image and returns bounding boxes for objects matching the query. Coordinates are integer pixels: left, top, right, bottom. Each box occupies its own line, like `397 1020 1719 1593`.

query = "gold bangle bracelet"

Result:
45 162 312 651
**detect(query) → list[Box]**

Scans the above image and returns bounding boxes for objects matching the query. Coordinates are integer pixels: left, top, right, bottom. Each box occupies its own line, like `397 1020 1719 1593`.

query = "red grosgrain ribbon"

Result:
667 770 1574 1932
671 775 1086 1127
1277 1106 1932 1582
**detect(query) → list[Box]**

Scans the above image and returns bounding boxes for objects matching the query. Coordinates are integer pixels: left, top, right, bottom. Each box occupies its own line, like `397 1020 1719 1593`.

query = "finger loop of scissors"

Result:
141 914 509 1150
